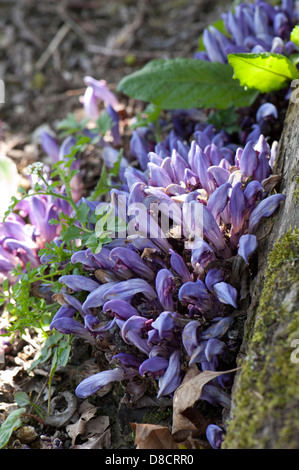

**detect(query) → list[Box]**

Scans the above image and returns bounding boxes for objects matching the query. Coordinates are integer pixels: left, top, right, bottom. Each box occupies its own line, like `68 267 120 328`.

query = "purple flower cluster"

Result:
1 0 292 449
0 135 82 281
196 0 298 63
50 121 285 407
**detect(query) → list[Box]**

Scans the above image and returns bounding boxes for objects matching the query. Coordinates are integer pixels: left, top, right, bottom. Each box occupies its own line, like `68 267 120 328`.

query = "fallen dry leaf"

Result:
66 400 110 449
131 423 179 449
172 366 240 440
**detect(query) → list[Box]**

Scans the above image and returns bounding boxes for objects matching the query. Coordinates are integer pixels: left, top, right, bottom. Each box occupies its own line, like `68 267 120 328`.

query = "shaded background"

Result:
0 0 229 135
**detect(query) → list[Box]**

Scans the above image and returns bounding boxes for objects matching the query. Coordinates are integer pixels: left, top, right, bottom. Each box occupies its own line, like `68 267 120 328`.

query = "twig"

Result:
35 23 71 71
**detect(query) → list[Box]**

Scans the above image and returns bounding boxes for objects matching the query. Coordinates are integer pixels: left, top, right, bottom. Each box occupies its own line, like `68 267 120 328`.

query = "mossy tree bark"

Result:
223 100 299 449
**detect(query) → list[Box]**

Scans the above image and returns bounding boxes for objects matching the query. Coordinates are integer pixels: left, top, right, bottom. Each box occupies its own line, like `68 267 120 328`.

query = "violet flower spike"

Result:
238 234 258 264
157 349 181 398
213 282 238 308
230 182 246 234
206 424 225 449
83 76 119 108
182 320 201 357
58 275 100 292
139 357 169 377
239 141 258 177
155 269 176 311
75 367 137 399
169 249 192 283
248 194 286 233
103 299 140 320
40 130 60 163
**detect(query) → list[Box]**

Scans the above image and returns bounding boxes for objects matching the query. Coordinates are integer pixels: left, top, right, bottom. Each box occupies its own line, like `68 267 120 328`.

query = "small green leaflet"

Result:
117 58 259 110
0 407 26 449
228 52 299 93
290 25 299 48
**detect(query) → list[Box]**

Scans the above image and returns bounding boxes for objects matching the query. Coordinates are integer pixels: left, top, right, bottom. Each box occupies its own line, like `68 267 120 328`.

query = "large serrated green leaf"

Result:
228 52 299 93
117 58 258 110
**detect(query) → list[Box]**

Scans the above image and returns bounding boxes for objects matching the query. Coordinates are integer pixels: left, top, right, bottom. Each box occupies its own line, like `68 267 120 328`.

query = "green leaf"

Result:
76 202 90 225
228 52 299 93
14 392 31 407
49 218 60 225
60 224 82 242
117 58 258 110
96 111 114 135
208 107 240 134
88 164 109 200
291 25 299 48
0 407 26 449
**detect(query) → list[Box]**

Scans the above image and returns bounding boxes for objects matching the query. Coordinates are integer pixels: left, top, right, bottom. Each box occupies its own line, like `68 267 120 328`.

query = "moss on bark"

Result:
223 229 299 449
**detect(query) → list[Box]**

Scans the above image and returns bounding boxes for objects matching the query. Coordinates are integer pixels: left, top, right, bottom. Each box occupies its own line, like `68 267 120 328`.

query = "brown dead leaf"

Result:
131 423 179 449
66 400 110 449
172 367 240 439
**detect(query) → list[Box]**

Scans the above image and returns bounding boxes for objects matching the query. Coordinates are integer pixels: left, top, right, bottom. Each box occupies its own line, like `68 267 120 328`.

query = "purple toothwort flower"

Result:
75 367 137 399
157 349 181 397
155 269 176 310
248 194 286 233
83 76 119 109
206 424 225 449
238 234 258 264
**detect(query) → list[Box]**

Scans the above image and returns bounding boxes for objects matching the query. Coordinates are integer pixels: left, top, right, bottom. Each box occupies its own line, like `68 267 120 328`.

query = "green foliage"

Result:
88 150 123 201
131 103 162 130
208 106 240 134
57 113 89 137
290 25 299 48
228 52 299 93
0 407 26 449
1 128 122 356
117 58 259 110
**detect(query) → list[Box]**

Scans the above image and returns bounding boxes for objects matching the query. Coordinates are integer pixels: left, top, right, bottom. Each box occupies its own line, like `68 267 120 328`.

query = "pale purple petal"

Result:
213 282 238 308
40 130 60 162
50 317 96 344
205 338 226 362
207 182 231 222
110 246 155 281
238 234 258 264
84 315 116 333
157 350 181 397
139 357 169 376
151 311 176 340
59 275 100 292
103 299 139 320
155 269 175 310
248 194 286 233
84 76 119 108
169 249 191 283
182 320 201 356
239 141 258 177
230 182 246 234
82 86 100 121
205 268 224 293
75 367 136 399
206 424 225 449
199 317 233 340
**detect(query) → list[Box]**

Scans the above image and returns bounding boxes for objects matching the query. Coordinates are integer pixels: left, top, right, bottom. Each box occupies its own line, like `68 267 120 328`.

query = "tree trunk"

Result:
222 100 299 449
